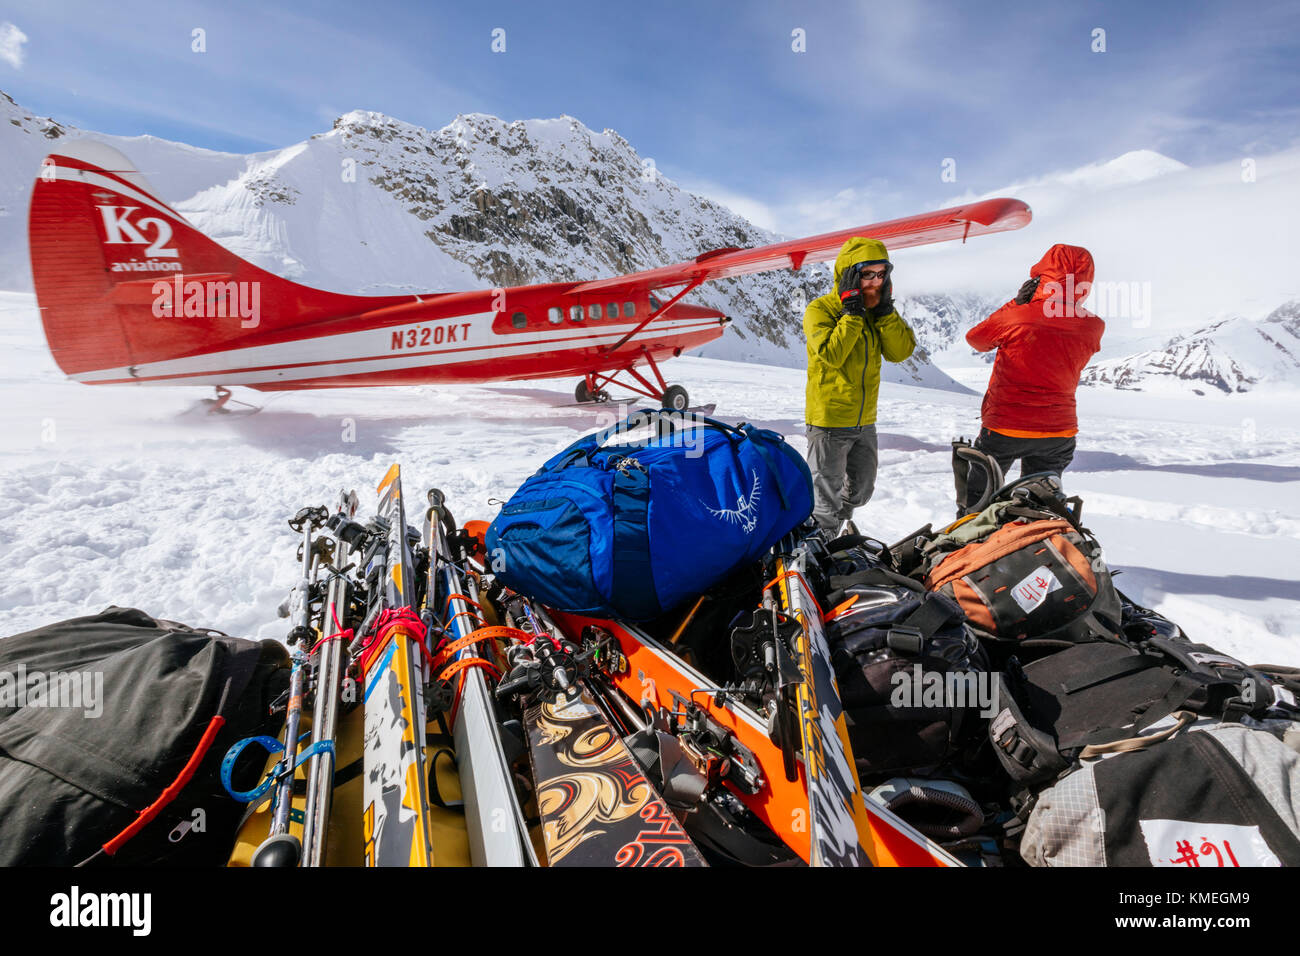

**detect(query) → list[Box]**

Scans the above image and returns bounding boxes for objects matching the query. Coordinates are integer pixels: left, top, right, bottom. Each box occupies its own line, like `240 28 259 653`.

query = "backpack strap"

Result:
737 423 792 511
889 596 967 653
1076 710 1199 758
610 462 657 620
952 440 1004 518
550 408 746 472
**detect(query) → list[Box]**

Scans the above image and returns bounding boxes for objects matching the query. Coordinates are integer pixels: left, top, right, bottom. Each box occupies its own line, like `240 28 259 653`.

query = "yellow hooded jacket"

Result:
804 237 917 428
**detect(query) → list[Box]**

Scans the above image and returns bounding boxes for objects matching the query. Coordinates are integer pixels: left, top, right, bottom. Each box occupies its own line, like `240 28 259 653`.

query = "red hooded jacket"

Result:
966 244 1104 436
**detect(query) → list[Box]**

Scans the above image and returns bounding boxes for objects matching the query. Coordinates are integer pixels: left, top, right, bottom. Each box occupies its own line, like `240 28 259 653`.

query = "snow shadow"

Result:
205 409 436 458
1071 450 1300 483
204 402 644 458
1117 565 1300 602
746 424 959 456
878 433 953 453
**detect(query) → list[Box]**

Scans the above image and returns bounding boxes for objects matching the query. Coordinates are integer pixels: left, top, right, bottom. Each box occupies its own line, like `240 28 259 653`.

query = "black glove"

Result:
870 277 894 318
1014 276 1041 304
840 287 868 317
839 262 892 318
838 263 867 317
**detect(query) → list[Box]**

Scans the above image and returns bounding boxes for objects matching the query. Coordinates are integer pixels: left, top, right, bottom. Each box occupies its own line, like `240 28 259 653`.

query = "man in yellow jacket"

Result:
804 237 917 535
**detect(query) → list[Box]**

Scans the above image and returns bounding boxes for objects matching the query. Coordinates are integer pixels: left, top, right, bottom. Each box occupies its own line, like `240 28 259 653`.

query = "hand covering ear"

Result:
1015 276 1041 305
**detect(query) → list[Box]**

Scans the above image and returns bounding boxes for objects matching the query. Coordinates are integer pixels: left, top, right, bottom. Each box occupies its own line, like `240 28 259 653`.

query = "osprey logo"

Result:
705 470 761 534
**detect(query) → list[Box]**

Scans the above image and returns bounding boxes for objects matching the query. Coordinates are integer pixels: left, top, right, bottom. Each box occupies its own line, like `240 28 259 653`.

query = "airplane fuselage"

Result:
72 281 726 391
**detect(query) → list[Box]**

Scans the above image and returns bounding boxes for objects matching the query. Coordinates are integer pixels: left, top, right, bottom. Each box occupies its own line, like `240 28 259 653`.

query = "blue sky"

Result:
1 0 1297 235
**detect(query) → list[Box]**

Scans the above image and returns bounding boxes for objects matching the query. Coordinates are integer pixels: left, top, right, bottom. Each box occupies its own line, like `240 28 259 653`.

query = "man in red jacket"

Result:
964 244 1104 508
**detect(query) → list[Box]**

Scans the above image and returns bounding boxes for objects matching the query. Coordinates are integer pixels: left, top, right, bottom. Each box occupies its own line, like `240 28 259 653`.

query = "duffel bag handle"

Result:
551 407 747 471
546 411 801 514
736 422 794 511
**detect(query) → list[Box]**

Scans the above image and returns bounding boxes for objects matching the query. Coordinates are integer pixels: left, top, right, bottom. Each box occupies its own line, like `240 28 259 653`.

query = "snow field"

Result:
2 293 1298 669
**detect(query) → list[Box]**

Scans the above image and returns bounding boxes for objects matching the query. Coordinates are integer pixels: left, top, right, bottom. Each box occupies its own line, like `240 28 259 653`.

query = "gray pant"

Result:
964 427 1078 509
806 424 879 535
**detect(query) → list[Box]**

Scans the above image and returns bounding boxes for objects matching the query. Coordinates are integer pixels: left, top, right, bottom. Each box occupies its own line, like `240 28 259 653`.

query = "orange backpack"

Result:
924 517 1121 645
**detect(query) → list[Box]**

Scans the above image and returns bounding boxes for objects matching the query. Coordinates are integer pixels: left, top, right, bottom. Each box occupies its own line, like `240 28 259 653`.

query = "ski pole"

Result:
301 491 359 868
255 506 326 867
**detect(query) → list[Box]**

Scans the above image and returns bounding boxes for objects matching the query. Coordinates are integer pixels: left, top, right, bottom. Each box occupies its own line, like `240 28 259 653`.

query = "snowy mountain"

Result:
5 90 1299 396
1082 300 1300 394
892 292 1005 364
0 92 253 289
0 91 966 392
896 146 1300 382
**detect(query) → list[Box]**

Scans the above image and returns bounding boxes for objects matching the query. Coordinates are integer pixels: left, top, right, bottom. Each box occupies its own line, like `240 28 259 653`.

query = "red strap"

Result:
445 609 484 631
101 714 226 856
431 633 484 672
443 593 485 616
362 607 432 674
763 569 826 621
310 627 353 656
825 594 860 621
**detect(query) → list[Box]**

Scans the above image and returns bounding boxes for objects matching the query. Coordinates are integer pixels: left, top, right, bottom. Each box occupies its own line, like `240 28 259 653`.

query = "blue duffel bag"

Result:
486 409 813 620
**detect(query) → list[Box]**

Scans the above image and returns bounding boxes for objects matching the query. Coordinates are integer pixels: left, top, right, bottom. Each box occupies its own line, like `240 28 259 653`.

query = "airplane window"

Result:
588 304 602 320
607 302 618 318
649 295 661 309
569 305 583 322
623 301 635 316
511 311 527 329
547 307 562 324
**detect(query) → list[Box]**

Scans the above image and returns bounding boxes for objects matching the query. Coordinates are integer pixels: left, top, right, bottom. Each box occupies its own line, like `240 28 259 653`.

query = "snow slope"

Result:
2 291 1297 667
1081 300 1300 394
900 147 1300 361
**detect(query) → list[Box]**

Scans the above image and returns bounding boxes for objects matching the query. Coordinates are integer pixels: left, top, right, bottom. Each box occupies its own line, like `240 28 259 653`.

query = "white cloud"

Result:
678 176 896 241
0 22 28 69
676 176 781 234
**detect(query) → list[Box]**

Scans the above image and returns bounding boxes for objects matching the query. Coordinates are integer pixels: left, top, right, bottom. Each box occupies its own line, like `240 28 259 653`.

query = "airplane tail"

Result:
27 142 408 383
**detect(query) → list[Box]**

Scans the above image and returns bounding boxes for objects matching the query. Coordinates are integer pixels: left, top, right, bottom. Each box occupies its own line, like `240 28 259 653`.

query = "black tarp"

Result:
0 607 288 865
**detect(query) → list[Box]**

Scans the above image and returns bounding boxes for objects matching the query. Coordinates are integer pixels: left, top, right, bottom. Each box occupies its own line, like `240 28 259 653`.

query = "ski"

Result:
771 551 962 867
546 593 963 866
359 464 437 867
424 488 535 865
498 597 706 867
300 489 360 868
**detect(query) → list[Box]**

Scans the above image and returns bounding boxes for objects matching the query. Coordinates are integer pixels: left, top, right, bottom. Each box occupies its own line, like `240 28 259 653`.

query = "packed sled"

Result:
3 410 1299 868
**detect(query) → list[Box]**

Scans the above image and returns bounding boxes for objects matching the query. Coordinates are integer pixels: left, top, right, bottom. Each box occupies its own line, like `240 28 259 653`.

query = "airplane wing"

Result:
566 197 1030 296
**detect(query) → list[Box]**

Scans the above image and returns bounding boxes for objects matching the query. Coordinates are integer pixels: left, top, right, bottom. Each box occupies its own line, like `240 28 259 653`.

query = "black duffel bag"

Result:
1020 719 1300 866
825 567 991 781
989 636 1291 791
0 607 289 865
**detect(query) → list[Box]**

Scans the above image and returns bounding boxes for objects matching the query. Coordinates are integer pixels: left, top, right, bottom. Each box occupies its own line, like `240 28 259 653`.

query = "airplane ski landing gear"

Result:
194 386 261 416
661 385 690 411
575 378 611 404
576 350 691 409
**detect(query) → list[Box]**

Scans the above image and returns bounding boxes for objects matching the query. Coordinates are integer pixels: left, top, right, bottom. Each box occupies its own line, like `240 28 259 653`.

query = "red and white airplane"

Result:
29 141 1031 410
